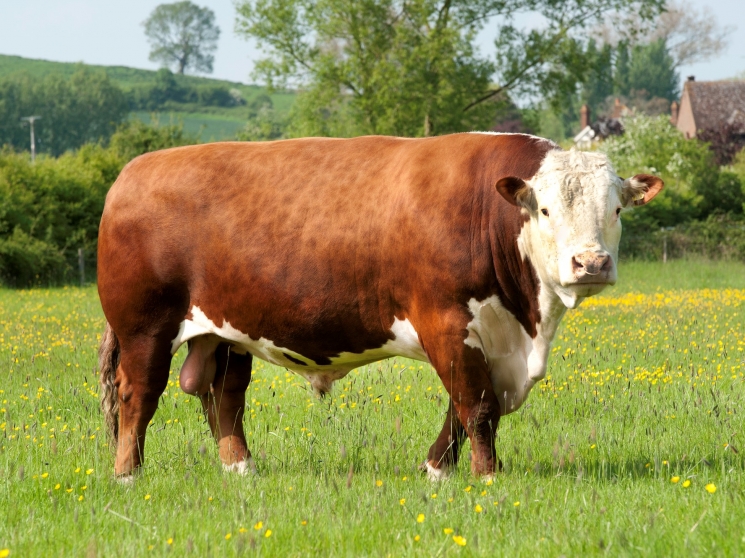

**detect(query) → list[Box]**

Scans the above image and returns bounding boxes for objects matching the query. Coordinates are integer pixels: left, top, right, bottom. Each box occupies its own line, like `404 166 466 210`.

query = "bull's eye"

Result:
541 208 549 217
615 207 622 216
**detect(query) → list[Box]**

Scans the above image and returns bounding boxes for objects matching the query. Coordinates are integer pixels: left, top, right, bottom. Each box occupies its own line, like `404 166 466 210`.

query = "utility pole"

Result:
20 116 41 163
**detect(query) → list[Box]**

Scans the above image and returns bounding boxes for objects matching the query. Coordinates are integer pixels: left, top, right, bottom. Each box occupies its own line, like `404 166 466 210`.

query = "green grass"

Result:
132 111 248 142
1 261 744 556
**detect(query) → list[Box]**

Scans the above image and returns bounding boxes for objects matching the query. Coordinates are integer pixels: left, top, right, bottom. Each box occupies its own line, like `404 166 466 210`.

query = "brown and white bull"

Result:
97 133 662 480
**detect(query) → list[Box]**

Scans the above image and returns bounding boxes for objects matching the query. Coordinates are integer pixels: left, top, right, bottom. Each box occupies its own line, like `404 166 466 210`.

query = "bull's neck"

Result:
486 204 566 348
513 215 567 343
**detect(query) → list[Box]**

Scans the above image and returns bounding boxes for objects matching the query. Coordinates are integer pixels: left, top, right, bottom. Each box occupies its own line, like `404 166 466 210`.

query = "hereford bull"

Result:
97 133 662 480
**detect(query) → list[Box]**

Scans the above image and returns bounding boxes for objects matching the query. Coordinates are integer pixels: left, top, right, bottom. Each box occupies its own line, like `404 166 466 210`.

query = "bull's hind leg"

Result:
115 334 172 478
422 399 466 480
200 344 253 473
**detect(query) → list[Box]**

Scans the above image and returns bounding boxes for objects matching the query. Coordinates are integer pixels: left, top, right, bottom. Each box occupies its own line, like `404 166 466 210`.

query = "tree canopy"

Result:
0 68 129 156
143 1 220 75
236 0 664 137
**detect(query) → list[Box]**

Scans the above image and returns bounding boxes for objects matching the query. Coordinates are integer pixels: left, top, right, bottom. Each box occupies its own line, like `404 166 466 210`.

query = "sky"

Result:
0 0 743 89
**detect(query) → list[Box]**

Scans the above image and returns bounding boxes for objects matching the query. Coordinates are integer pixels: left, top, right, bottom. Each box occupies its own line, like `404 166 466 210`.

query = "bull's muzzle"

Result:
571 250 613 282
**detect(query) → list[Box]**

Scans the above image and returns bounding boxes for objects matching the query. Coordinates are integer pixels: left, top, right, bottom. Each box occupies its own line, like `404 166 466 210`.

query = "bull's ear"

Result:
622 174 664 207
496 176 536 210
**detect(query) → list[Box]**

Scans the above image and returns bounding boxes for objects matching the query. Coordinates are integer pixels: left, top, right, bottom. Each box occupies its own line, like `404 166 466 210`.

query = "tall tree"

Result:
143 1 220 75
582 39 614 109
628 39 679 101
236 0 664 138
613 41 630 97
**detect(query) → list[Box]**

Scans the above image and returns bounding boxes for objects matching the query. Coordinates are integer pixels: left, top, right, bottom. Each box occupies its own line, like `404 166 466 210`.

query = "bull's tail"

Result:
99 322 120 447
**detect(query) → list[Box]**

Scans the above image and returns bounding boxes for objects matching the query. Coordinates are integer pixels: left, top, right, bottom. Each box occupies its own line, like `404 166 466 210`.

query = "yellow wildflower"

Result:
682 480 691 488
671 476 680 483
443 528 454 535
416 514 425 523
264 530 272 538
705 483 716 494
453 535 467 546
254 521 263 530
474 504 483 513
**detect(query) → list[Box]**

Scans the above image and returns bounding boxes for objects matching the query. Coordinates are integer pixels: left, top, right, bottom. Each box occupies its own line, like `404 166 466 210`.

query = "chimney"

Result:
670 100 679 126
580 104 590 129
687 75 695 81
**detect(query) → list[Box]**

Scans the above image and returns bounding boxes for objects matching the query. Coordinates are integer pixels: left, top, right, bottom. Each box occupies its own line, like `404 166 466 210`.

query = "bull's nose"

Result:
572 251 611 277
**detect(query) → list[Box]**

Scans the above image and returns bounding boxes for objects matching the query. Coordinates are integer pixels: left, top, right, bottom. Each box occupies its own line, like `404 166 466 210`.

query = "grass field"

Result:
1 260 744 556
0 54 296 142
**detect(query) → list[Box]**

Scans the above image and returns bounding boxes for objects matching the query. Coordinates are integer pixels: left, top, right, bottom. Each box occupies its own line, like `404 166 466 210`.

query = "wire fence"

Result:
619 216 745 262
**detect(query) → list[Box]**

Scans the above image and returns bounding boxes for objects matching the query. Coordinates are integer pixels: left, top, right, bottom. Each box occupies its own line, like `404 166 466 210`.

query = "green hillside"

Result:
0 54 294 141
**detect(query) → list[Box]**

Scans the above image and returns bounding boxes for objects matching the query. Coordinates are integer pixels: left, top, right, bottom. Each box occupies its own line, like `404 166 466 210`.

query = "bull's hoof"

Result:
419 460 452 481
222 457 257 476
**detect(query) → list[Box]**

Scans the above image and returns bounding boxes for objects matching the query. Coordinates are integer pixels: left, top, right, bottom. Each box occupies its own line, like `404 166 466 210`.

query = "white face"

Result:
497 150 663 308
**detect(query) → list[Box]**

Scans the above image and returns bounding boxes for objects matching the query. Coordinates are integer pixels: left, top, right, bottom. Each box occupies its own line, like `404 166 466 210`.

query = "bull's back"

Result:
98 133 551 360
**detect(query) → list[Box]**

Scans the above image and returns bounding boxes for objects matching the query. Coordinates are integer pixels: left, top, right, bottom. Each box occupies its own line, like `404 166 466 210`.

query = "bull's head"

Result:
496 150 663 308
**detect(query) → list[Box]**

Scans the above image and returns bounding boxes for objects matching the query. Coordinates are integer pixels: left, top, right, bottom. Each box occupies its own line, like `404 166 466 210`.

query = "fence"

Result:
620 216 745 262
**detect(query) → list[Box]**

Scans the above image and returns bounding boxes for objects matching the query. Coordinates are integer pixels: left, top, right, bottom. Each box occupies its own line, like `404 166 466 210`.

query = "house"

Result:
673 77 745 138
573 103 625 149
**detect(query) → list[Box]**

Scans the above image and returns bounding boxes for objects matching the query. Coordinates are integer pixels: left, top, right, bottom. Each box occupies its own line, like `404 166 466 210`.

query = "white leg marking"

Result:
222 457 257 475
424 461 452 481
116 475 135 486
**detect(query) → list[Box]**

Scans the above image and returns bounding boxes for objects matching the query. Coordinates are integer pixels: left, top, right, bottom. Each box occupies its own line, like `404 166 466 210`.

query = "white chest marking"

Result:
464 289 564 415
171 306 428 393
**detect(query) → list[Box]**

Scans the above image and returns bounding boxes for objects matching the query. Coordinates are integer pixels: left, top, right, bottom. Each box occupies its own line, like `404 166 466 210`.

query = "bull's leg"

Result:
422 399 466 480
200 344 253 473
423 330 502 478
114 335 172 478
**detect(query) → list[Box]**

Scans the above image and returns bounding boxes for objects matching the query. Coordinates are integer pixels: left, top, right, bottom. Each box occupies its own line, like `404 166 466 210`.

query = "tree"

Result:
582 39 614 109
0 68 129 156
642 1 731 67
235 0 664 138
594 0 731 68
627 39 679 102
143 1 220 75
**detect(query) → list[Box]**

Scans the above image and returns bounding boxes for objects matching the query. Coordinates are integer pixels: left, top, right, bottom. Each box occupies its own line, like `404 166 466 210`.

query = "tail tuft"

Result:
99 322 120 447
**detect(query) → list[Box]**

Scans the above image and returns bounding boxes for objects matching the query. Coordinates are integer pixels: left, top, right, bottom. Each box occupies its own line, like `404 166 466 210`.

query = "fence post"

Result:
78 248 85 287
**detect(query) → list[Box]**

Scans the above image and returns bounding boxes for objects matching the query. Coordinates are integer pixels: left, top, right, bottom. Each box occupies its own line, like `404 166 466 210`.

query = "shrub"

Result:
698 123 745 166
110 119 197 162
602 114 744 246
620 213 745 262
0 120 198 286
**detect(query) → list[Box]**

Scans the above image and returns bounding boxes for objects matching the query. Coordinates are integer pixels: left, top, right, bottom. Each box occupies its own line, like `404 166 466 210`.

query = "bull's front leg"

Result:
422 328 501 479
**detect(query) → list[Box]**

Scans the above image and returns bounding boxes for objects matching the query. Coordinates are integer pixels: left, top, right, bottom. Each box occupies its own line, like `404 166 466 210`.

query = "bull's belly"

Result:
172 305 429 393
464 296 548 415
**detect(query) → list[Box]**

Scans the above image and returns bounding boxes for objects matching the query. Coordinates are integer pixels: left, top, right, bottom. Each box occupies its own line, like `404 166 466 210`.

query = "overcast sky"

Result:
0 0 742 90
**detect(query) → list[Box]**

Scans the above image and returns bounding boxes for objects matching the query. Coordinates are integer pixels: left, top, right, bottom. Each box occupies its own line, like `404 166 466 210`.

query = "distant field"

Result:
0 54 295 142
132 111 247 142
1 260 744 556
